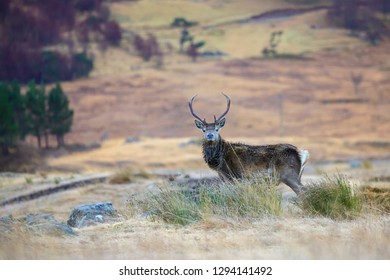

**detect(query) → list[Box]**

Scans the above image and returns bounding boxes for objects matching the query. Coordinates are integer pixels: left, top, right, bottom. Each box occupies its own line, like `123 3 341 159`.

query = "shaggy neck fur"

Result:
202 137 225 170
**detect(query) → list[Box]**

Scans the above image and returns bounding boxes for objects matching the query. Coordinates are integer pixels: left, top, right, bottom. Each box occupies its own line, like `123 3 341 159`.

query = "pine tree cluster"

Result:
0 81 73 155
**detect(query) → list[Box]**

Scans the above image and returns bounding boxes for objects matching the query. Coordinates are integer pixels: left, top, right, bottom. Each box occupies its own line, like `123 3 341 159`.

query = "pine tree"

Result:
0 83 18 156
48 83 73 147
25 81 47 149
7 81 28 140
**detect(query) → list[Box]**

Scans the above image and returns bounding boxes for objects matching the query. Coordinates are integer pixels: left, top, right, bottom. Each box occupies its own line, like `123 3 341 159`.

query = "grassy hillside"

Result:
55 0 388 145
1 0 390 261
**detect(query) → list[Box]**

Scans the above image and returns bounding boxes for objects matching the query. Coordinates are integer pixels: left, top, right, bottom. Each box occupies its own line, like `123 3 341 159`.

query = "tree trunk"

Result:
44 131 49 149
61 135 65 147
37 134 41 149
56 134 65 148
56 135 60 148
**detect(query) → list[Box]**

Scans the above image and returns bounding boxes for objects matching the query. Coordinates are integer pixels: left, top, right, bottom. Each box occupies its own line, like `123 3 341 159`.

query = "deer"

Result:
189 93 309 195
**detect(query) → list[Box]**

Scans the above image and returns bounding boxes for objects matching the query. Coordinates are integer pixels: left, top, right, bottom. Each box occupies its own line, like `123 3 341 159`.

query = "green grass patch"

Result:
298 175 363 219
130 176 282 225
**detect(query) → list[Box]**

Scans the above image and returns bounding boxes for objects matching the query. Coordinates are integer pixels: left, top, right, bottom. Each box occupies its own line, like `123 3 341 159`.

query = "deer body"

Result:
189 94 309 194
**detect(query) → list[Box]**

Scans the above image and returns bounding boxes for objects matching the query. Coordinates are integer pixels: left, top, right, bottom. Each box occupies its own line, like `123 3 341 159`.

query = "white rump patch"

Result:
298 149 310 177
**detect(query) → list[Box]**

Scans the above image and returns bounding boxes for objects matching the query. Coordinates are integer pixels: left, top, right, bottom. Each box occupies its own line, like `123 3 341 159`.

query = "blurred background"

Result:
0 0 389 173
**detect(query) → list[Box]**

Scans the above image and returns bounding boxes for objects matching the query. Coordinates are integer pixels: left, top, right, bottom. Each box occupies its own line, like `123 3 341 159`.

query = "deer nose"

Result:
207 133 214 140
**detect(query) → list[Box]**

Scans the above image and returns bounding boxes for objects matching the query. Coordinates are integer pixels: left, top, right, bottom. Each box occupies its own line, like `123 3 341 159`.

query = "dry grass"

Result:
361 186 390 214
0 143 44 173
111 0 297 28
132 176 282 225
2 170 390 260
1 216 390 259
47 136 390 173
109 168 136 184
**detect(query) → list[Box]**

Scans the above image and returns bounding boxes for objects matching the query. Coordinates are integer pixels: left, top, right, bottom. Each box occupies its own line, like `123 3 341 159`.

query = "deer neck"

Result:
202 137 225 170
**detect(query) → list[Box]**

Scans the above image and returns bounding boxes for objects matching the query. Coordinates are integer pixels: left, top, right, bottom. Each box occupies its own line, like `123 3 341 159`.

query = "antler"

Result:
189 95 206 124
214 93 231 123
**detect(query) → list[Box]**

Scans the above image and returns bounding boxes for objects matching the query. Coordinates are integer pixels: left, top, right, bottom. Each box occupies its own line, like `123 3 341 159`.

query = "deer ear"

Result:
194 120 204 129
218 118 226 128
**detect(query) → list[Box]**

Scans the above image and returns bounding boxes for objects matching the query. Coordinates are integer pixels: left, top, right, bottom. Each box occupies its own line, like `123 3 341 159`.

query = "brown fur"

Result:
189 94 307 194
202 137 306 194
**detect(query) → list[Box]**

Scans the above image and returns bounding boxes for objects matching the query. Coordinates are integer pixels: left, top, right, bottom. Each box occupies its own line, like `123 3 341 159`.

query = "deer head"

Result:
189 93 231 142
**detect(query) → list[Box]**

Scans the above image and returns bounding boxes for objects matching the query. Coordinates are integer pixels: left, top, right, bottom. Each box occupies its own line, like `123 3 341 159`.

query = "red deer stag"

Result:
189 94 309 194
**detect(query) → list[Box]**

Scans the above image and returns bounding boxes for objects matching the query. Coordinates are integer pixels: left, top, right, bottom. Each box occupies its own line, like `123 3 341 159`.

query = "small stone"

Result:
124 137 140 144
350 159 362 169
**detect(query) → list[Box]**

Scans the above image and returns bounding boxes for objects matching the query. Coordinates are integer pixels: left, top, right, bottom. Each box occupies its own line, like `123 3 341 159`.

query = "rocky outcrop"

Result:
67 202 118 228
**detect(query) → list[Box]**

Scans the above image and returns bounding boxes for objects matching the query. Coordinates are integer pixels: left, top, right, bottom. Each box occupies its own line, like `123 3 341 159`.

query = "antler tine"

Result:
189 95 206 123
215 93 231 123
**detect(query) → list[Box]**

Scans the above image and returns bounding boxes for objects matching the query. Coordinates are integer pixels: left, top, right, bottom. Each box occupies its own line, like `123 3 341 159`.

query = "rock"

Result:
24 213 75 236
124 137 140 144
67 202 118 228
350 159 362 169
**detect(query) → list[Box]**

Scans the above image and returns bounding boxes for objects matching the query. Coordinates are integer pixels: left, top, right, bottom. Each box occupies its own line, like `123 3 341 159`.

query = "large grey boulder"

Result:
67 202 118 228
25 213 75 236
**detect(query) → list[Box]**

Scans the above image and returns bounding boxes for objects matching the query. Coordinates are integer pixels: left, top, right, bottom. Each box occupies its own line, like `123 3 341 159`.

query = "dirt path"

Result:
0 174 109 207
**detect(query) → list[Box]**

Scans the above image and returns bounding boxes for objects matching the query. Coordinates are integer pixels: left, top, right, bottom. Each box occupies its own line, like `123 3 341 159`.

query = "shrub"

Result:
148 189 203 225
133 34 161 61
0 0 120 83
327 1 387 45
71 52 93 78
103 20 122 46
187 41 205 62
75 0 103 12
297 175 363 219
198 177 282 218
171 17 197 28
41 51 69 83
109 168 136 184
262 31 283 58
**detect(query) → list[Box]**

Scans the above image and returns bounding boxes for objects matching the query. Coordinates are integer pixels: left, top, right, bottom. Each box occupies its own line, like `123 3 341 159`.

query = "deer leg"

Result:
281 176 306 195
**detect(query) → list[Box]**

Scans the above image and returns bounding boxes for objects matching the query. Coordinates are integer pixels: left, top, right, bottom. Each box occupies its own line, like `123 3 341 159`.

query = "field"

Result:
1 0 390 260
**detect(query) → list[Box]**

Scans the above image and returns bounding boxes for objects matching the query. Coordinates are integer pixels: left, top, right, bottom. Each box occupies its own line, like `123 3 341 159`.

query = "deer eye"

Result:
202 128 206 132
